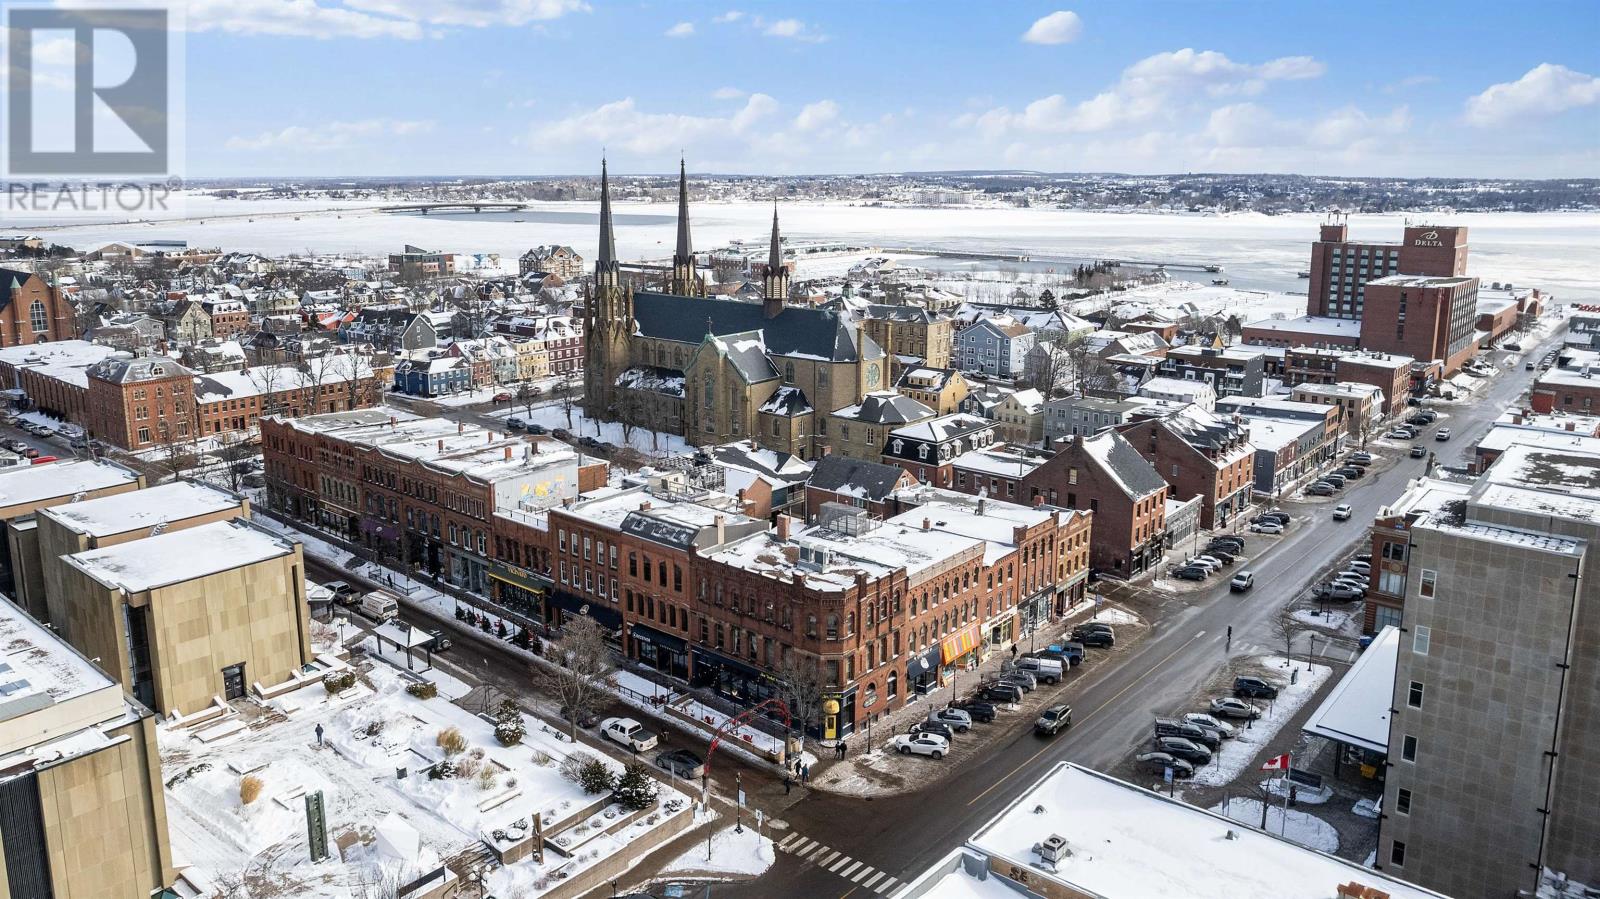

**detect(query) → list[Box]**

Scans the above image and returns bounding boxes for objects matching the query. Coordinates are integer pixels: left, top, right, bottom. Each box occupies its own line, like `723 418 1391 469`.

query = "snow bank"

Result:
661 826 775 878
1210 799 1339 854
1189 657 1332 788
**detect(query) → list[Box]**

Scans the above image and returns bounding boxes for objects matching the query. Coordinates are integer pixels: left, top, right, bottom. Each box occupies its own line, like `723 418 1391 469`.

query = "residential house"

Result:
896 366 969 415
394 353 471 397
828 392 935 461
954 317 1035 379
882 413 998 488
804 453 917 520
1021 431 1168 577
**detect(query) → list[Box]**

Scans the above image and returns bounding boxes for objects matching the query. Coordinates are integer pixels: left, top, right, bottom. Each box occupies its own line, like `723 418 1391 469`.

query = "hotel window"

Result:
1396 789 1412 815
1390 841 1406 867
1418 569 1436 598
1407 681 1424 708
1401 734 1417 762
1413 626 1430 655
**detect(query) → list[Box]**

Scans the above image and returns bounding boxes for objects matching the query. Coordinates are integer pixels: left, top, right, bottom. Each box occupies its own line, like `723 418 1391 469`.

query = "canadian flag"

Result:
1260 752 1292 772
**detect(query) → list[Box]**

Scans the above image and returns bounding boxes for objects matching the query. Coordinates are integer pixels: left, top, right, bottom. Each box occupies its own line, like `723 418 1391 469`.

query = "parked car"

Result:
1348 560 1371 574
2 439 27 453
1173 566 1209 581
1233 676 1280 700
552 428 571 440
1197 553 1232 567
1205 548 1236 565
325 581 360 604
1135 752 1194 779
1182 712 1236 739
1407 413 1431 426
1349 451 1374 464
1410 445 1428 458
998 671 1037 693
1153 718 1217 749
1526 361 1537 370
654 748 705 779
1015 656 1063 684
1387 429 1415 440
890 733 948 759
1435 428 1452 441
560 705 602 730
1208 697 1262 720
492 392 512 403
1333 504 1352 521
980 683 1024 704
427 630 452 652
359 591 399 622
955 700 997 723
21 448 38 459
1229 571 1255 592
1181 557 1218 573
528 424 548 435
1252 512 1290 526
1153 736 1212 765
1335 467 1364 479
579 436 601 448
1077 630 1115 648
1071 622 1113 640
600 717 658 752
928 707 973 733
1045 643 1085 666
1251 521 1286 533
1035 705 1073 737
1319 582 1364 601
505 417 527 431
242 472 266 488
1337 570 1370 585
911 720 955 742
1209 536 1247 552
1321 474 1347 488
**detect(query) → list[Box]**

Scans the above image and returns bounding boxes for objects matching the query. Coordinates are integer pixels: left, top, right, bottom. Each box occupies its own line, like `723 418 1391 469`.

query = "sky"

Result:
18 0 1600 178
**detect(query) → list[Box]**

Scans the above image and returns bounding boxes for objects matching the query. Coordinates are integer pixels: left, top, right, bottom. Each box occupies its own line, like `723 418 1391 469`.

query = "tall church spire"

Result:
597 158 617 272
762 198 789 314
669 157 704 297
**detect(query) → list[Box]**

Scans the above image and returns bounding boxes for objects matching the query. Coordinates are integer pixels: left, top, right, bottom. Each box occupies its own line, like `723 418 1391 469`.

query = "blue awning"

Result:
546 590 622 629
632 623 687 654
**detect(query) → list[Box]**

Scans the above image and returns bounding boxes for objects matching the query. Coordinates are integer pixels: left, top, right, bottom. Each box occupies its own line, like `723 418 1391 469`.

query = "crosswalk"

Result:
775 831 905 896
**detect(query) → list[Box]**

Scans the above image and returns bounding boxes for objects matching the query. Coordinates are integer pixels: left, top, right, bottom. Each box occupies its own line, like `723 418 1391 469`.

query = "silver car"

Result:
1183 711 1236 739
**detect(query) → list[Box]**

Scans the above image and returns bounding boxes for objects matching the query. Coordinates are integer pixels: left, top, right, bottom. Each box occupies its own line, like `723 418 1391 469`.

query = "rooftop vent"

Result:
1035 834 1070 864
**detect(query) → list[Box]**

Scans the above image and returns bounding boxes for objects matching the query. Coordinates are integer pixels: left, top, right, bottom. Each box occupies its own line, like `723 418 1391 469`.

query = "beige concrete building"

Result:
0 460 145 613
58 519 312 717
30 481 249 632
0 598 173 898
896 366 970 415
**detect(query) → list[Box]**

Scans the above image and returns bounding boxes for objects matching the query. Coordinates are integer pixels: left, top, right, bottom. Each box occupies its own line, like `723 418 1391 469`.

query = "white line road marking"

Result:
861 871 885 889
832 857 859 875
852 865 876 883
777 833 803 851
817 848 841 866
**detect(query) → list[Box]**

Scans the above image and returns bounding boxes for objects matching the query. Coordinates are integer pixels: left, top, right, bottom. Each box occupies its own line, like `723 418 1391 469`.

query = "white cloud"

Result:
712 87 746 100
227 118 434 151
762 18 825 42
342 0 590 27
712 10 744 23
1383 74 1439 94
794 100 840 132
1021 11 1082 46
1464 63 1600 126
664 21 695 38
532 94 779 155
135 0 590 40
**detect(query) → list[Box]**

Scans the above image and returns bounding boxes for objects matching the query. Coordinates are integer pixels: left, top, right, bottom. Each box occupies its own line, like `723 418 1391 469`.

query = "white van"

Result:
360 590 399 623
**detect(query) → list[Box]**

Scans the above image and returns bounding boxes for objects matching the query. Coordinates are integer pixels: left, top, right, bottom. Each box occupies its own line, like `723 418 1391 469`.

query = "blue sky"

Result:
116 1 1600 177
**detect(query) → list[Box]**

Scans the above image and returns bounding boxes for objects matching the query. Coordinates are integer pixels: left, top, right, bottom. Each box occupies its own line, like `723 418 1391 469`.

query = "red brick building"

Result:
202 299 252 340
1359 275 1479 374
1306 222 1468 320
1016 431 1168 578
1118 406 1255 530
0 269 75 346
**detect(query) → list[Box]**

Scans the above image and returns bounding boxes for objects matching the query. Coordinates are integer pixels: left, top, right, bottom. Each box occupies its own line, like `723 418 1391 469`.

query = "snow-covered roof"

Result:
1476 425 1600 457
39 480 240 538
0 340 122 389
194 357 372 403
962 762 1449 899
1366 274 1475 289
887 485 1070 566
1243 314 1364 338
1303 625 1398 754
66 519 296 593
0 460 141 511
0 589 117 707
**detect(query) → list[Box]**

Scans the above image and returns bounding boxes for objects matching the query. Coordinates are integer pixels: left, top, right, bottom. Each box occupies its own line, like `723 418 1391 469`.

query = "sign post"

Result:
305 790 328 863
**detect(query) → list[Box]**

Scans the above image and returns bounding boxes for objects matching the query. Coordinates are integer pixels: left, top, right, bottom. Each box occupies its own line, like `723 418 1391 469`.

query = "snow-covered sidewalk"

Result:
1189 656 1332 788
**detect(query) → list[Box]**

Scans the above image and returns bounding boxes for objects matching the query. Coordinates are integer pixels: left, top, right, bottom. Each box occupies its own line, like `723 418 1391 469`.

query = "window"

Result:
1412 626 1430 655
1390 840 1406 867
1378 571 1405 595
137 426 151 443
1418 569 1436 598
1395 788 1412 815
629 553 637 576
1381 540 1406 561
1407 681 1424 708
28 300 47 333
1401 734 1417 762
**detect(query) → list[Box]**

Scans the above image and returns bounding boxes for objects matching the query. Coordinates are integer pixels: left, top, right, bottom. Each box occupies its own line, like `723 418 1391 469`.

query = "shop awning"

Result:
546 590 623 630
940 622 982 664
692 647 767 682
907 644 942 677
488 563 551 594
631 623 687 653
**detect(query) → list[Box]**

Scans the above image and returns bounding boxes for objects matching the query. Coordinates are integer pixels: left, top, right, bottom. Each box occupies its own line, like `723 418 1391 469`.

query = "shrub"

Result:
437 727 468 757
405 681 438 700
477 767 498 791
560 752 596 785
322 670 356 694
578 759 615 795
470 747 486 761
456 758 481 779
530 750 551 768
429 760 457 780
495 719 525 747
239 774 263 805
613 763 658 812
362 719 385 738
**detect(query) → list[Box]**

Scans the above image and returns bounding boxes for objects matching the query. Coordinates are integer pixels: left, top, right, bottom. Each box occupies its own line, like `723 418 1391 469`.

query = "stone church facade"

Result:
583 161 885 460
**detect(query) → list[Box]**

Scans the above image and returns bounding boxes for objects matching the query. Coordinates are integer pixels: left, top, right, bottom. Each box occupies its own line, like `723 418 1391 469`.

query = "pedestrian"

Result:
783 774 792 795
801 764 810 784
839 740 848 759
314 723 324 747
1010 644 1018 661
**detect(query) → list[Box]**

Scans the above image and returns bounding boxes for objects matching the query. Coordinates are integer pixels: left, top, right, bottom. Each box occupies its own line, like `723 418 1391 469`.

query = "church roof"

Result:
0 268 39 311
635 291 873 363
758 385 812 416
707 330 780 384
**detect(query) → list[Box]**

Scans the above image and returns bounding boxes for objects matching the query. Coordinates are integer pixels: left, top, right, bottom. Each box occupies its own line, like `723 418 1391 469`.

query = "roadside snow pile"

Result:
661 826 775 878
1189 657 1332 788
1352 797 1381 819
1210 799 1339 854
1262 776 1332 804
1086 606 1141 626
1291 608 1355 631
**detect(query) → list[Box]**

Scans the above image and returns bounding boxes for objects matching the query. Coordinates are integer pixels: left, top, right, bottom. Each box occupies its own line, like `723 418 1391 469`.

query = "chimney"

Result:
922 517 931 531
388 415 396 427
714 514 726 545
977 497 987 516
793 571 806 588
776 514 791 541
504 445 513 460
437 438 444 452
821 444 832 457
1033 495 1044 507
639 500 652 511
1568 422 1576 431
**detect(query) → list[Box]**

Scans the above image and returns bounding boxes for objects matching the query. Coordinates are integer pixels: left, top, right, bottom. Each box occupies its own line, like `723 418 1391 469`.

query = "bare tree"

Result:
616 393 640 447
773 651 826 748
516 381 539 419
534 615 615 742
557 376 577 429
1024 339 1073 399
1272 607 1304 668
1066 340 1118 398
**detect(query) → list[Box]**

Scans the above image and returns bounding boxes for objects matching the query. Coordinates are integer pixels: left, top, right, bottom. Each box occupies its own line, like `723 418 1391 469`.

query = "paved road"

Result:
714 331 1562 899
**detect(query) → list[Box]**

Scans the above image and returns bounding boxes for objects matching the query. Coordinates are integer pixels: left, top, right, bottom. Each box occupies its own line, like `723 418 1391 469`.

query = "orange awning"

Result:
940 622 983 664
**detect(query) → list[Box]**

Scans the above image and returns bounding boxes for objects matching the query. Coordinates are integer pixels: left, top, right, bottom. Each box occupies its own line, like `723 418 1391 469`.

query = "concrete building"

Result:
1241 314 1364 350
0 599 174 898
0 459 145 602
1364 475 1472 634
1156 345 1267 397
56 518 313 716
859 305 954 375
1380 443 1600 896
1306 222 1467 320
1530 346 1600 415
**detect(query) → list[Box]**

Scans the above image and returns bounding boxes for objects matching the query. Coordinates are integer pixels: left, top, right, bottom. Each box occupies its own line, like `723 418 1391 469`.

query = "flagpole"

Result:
1281 752 1292 836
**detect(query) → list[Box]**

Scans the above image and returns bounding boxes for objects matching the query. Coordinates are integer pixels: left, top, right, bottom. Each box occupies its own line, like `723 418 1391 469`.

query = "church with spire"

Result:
582 159 884 461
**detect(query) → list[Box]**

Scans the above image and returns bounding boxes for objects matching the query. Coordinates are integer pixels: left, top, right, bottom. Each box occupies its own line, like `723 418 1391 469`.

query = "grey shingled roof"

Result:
711 331 780 384
0 268 37 311
635 291 870 362
808 455 908 502
1087 430 1168 499
847 393 934 425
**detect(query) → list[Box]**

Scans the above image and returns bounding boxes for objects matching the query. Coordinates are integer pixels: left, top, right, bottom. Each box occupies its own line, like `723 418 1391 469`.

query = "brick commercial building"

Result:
1306 222 1468 320
0 339 119 424
1530 348 1600 415
264 409 605 596
1379 444 1600 897
57 518 313 716
1014 431 1168 578
1358 275 1480 375
1241 315 1364 350
1119 405 1255 530
1363 475 1472 635
0 599 175 898
805 454 917 521
0 268 76 346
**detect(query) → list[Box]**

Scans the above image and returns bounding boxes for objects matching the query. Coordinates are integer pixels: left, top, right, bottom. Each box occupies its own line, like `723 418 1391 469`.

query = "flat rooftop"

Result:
39 480 241 538
0 591 115 707
1304 625 1398 754
0 460 141 512
66 519 297 593
0 340 121 389
962 762 1447 899
1365 274 1475 289
278 411 581 483
1244 315 1362 338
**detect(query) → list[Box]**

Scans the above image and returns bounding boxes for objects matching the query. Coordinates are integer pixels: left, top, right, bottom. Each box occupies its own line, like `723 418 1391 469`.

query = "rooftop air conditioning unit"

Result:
1035 834 1070 864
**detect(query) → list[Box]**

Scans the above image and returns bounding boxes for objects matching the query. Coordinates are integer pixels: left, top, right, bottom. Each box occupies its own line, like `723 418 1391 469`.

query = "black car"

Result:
1336 467 1364 479
1206 549 1236 564
1233 676 1280 699
560 706 602 730
1136 752 1194 779
1253 512 1290 526
428 630 452 652
1172 566 1208 581
528 424 548 435
1072 622 1113 637
1077 630 1115 648
654 748 706 779
1407 413 1430 426
912 720 955 741
579 436 601 448
980 683 1024 704
955 700 997 722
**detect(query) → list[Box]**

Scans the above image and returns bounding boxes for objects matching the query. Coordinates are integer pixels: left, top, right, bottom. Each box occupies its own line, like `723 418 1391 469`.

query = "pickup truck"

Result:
600 717 658 752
